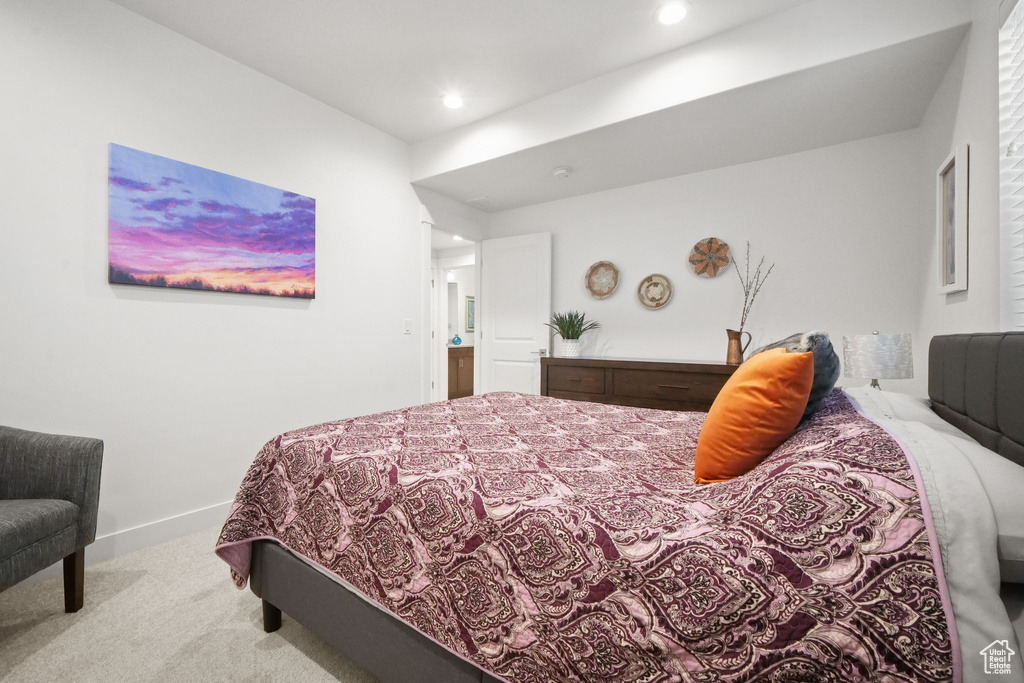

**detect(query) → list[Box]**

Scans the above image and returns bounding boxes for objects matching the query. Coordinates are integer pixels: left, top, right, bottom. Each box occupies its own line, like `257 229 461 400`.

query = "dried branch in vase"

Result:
734 242 775 334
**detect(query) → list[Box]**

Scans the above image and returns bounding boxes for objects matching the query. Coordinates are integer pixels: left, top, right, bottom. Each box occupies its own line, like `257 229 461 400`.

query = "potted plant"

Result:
545 310 600 358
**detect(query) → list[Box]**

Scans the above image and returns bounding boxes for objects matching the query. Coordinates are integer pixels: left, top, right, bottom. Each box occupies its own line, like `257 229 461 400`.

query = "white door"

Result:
479 233 552 394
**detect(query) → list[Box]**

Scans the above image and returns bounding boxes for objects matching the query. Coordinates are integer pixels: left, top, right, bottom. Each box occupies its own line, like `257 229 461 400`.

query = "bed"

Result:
216 332 1024 682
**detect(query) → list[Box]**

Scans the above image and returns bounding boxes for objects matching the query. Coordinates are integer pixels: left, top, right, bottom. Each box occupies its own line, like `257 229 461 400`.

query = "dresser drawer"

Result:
612 370 725 402
547 365 605 394
541 357 734 412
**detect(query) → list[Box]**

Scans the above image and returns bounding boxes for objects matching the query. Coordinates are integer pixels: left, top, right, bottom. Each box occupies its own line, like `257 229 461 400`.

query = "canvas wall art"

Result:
108 144 315 298
936 143 968 294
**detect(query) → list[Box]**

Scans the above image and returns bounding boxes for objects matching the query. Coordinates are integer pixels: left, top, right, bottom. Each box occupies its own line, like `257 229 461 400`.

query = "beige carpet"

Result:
0 528 377 682
5 527 1021 682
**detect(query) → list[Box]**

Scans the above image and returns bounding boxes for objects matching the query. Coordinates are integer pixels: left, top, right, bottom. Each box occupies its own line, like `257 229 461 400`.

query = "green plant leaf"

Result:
545 310 601 339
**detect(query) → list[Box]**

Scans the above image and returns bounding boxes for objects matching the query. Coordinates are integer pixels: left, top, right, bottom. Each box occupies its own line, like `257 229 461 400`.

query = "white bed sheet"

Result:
866 389 1024 585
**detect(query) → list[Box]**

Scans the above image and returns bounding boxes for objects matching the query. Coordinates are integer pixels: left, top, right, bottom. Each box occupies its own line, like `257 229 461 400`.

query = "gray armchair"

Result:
0 425 103 612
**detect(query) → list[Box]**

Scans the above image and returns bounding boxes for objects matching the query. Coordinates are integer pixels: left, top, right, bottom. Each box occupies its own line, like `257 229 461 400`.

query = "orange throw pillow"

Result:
694 348 814 484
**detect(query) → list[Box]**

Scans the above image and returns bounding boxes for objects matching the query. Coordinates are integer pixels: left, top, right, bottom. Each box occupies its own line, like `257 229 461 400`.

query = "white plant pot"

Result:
561 339 581 358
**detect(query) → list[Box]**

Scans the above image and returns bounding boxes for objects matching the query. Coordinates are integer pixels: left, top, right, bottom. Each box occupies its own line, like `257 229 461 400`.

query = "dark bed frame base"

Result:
250 540 501 683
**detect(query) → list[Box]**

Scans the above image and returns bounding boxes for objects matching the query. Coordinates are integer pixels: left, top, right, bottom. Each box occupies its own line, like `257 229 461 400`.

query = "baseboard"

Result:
19 500 233 586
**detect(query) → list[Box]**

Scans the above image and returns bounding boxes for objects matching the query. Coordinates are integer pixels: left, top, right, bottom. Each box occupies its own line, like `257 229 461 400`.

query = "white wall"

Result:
916 1 1002 345
487 130 926 395
0 1 424 561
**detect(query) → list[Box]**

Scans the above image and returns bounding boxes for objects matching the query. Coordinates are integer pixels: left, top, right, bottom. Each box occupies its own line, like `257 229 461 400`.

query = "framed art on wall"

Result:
937 143 968 294
108 144 316 298
465 296 475 333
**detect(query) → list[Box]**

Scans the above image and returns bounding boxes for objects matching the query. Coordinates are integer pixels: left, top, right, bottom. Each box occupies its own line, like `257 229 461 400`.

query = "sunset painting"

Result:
108 144 315 298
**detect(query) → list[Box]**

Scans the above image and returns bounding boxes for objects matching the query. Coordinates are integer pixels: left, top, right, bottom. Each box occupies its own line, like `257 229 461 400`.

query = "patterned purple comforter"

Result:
215 390 956 682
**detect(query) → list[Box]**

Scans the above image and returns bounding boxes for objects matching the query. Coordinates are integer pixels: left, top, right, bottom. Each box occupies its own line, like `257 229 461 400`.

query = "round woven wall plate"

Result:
689 237 731 278
585 261 619 299
637 273 672 310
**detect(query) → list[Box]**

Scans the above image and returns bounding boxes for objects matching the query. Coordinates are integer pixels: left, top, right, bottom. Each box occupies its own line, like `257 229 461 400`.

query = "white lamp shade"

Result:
842 333 914 380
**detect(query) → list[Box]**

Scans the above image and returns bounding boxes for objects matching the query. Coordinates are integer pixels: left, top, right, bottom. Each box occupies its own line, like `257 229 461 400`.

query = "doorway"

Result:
430 228 477 401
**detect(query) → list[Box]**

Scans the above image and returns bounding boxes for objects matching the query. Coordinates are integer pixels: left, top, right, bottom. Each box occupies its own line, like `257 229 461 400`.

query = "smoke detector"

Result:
552 166 573 179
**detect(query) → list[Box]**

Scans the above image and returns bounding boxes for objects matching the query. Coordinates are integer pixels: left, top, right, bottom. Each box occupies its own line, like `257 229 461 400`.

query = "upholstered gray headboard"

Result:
929 332 1024 467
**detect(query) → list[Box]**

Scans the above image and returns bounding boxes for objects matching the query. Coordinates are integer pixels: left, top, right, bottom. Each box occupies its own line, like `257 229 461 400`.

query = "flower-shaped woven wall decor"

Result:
688 237 731 278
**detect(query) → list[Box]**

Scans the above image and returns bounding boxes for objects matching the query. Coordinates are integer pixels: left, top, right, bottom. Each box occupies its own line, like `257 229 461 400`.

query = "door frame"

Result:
420 220 432 405
421 218 483 403
431 260 446 402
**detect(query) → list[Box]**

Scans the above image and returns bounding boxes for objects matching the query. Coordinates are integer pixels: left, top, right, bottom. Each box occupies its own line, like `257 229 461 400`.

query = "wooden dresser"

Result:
540 357 736 412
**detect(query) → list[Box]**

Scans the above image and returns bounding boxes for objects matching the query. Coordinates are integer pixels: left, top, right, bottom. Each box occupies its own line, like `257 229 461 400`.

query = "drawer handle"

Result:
568 377 583 382
658 384 690 390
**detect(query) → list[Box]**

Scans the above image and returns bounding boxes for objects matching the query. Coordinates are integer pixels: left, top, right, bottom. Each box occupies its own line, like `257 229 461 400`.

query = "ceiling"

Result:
415 26 968 212
109 0 812 143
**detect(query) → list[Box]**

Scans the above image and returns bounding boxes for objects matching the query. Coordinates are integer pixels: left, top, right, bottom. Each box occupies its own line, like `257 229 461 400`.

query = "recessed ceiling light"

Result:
441 93 464 109
656 2 687 25
452 235 464 241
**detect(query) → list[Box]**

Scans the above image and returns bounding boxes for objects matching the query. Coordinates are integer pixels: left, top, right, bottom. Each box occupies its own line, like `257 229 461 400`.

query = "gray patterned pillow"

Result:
749 331 840 417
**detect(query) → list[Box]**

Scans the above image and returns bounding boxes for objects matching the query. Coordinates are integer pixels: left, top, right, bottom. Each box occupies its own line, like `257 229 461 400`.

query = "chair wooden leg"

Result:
262 599 282 632
63 549 84 613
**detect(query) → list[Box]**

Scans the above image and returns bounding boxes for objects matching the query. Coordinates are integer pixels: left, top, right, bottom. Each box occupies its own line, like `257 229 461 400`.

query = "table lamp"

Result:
842 331 913 389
